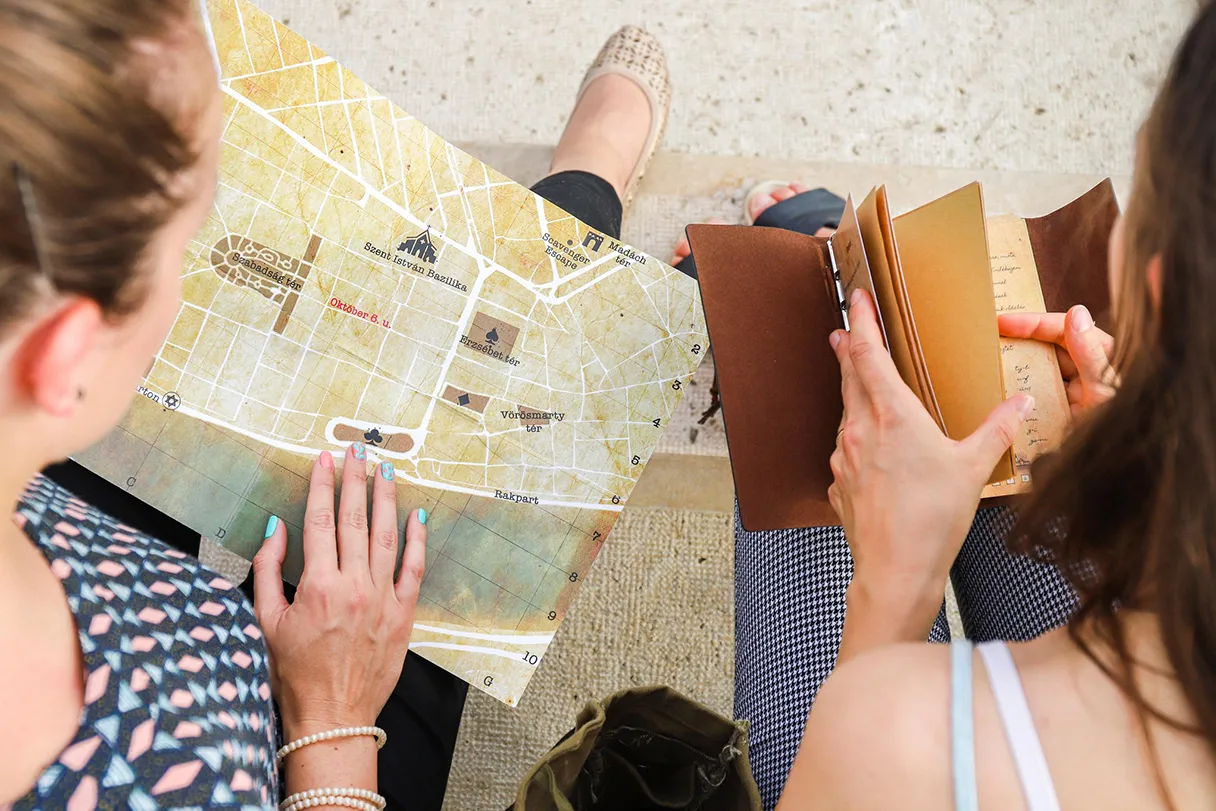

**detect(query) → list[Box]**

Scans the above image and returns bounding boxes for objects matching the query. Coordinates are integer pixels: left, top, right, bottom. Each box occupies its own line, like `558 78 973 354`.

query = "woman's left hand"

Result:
253 446 426 740
829 290 1034 657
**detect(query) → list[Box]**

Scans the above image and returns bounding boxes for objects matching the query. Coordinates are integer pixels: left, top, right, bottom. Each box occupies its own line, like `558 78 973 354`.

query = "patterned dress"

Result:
6 475 277 810
733 504 1078 809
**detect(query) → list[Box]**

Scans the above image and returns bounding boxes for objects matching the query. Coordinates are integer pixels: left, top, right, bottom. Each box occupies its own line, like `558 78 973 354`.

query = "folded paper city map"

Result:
74 0 708 705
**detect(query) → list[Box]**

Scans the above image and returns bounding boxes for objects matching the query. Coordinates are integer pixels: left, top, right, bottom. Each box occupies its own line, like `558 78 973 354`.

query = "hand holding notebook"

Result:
827 288 1035 625
997 307 1118 416
687 180 1120 531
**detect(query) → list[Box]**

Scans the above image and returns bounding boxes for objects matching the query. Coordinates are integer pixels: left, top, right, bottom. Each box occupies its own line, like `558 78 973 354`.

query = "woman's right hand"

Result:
252 444 426 740
998 304 1117 415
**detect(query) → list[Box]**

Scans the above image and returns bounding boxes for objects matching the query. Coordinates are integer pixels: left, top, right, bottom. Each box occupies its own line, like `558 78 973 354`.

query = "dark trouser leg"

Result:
530 170 624 240
377 656 469 811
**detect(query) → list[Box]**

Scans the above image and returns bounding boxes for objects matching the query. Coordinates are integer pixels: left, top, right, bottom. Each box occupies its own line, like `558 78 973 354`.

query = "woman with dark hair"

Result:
705 4 1216 809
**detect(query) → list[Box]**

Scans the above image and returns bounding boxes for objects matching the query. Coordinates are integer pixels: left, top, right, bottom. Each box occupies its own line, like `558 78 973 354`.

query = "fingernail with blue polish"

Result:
381 461 395 481
417 508 428 526
353 442 366 461
264 514 279 538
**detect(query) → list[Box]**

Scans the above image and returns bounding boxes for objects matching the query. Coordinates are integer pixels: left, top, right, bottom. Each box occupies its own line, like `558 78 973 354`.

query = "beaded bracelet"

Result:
283 795 379 811
276 726 388 763
280 787 386 811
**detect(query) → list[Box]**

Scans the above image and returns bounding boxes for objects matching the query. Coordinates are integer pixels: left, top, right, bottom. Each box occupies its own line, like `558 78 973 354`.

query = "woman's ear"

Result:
17 297 103 418
1147 254 1164 313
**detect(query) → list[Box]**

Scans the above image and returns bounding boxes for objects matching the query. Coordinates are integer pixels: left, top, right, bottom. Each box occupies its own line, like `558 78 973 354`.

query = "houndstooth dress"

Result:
734 504 1078 809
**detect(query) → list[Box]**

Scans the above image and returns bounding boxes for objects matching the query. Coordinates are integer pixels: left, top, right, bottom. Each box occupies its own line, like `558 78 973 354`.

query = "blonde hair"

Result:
0 0 206 322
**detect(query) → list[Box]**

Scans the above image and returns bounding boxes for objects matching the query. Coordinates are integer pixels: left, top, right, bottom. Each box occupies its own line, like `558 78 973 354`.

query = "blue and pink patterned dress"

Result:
6 475 277 810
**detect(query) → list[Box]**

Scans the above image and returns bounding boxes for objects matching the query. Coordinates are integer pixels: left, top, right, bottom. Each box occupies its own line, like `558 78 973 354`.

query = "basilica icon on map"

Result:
398 228 438 264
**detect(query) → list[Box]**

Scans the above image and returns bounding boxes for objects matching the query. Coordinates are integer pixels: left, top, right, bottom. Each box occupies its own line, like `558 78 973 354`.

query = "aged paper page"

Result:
833 195 888 345
893 184 1011 482
982 215 1072 498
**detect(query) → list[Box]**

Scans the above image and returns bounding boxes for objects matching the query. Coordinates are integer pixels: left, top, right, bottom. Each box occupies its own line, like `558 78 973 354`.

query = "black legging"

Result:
42 168 625 811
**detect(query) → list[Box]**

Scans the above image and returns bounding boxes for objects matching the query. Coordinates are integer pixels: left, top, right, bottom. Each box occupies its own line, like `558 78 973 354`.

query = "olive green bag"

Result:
509 685 762 811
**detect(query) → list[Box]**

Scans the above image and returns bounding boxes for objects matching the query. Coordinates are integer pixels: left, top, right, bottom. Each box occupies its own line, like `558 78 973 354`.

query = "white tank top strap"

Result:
977 640 1062 811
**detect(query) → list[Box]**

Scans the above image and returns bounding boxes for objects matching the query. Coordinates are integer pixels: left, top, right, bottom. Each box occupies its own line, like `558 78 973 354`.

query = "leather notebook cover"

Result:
685 224 844 531
1026 179 1119 324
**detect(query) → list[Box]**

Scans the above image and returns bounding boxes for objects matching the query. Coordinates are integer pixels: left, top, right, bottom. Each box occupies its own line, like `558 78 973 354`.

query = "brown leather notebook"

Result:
688 180 1119 531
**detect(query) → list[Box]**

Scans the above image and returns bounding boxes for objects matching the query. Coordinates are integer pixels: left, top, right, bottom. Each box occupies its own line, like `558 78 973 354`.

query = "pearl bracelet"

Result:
283 795 379 811
276 726 388 763
280 788 386 811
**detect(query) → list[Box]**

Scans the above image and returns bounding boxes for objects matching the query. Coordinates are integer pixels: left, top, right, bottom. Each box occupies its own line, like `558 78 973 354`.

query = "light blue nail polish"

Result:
417 508 428 526
264 514 279 538
353 442 366 461
381 461 395 481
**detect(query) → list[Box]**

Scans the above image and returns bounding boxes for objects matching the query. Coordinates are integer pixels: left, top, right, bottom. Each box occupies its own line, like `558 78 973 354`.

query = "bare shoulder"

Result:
778 643 954 811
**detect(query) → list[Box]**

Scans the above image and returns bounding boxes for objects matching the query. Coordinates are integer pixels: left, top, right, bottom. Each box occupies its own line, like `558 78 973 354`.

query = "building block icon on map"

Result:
398 229 437 264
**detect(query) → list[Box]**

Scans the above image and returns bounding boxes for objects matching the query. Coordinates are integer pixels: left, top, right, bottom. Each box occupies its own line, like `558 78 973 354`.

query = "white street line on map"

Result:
447 142 484 258
263 95 381 113
311 60 328 154
225 56 334 83
535 190 559 283
481 163 497 264
409 254 492 456
270 13 285 70
425 130 449 232
219 84 633 307
407 642 545 663
367 95 387 191
230 0 256 75
548 263 627 305
163 402 622 512
413 624 554 646
335 67 365 182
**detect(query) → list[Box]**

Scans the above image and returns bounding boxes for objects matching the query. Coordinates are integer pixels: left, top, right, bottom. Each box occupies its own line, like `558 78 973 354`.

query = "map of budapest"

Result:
73 0 708 705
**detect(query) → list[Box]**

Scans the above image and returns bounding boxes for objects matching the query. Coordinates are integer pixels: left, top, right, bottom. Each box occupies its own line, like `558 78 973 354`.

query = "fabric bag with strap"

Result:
509 685 761 811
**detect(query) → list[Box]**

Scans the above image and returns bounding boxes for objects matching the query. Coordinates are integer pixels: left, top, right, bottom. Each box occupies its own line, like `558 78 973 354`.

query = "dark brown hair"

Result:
1012 0 1216 795
0 0 204 322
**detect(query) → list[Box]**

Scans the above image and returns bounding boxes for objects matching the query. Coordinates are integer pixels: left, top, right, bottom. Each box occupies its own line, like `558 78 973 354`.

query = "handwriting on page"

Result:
985 216 1071 495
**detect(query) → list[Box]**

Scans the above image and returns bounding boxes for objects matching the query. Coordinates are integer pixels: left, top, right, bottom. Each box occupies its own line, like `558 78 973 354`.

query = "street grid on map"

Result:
77 0 706 704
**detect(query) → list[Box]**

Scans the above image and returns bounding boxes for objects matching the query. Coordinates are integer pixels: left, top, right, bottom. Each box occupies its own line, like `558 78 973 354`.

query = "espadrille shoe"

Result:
573 25 672 211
